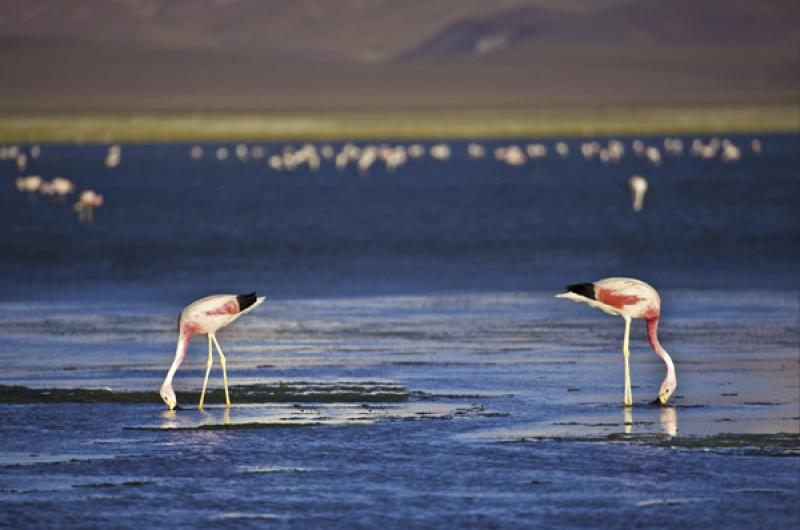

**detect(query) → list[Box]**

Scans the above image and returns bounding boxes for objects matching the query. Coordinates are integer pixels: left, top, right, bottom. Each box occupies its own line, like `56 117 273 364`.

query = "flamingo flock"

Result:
5 144 106 222
186 135 761 213
4 136 765 226
186 135 761 180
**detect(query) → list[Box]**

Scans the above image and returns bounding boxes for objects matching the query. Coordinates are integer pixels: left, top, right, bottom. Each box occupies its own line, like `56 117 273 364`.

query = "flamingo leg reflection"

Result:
624 407 633 435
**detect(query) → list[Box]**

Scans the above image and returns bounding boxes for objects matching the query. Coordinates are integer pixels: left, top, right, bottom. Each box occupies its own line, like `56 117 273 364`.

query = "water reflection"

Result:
620 406 677 437
660 407 678 437
158 406 232 431
160 409 178 429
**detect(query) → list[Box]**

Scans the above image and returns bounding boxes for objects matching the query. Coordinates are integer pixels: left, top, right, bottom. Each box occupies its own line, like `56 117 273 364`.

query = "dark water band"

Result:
0 382 409 404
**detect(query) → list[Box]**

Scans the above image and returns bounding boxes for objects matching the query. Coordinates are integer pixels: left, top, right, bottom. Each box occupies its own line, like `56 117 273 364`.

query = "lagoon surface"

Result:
1 136 799 528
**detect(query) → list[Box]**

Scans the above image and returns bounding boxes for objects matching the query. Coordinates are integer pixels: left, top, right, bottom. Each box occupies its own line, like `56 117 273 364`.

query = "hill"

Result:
0 0 796 113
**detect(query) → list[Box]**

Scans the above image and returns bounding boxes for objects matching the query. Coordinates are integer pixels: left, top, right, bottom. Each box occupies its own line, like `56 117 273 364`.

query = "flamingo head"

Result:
160 384 177 410
656 376 677 405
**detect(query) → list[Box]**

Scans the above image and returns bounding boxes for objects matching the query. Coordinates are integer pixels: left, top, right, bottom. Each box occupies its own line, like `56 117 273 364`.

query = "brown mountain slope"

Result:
0 0 796 111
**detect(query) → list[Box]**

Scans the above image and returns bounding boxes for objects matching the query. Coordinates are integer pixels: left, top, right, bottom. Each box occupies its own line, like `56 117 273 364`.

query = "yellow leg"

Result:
198 334 213 410
211 334 231 409
622 316 633 407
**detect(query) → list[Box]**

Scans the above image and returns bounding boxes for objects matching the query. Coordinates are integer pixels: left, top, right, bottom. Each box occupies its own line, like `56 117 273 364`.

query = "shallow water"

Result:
1 291 798 528
2 136 799 527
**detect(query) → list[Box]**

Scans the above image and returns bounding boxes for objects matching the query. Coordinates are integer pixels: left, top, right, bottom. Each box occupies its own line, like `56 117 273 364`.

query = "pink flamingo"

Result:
74 190 103 223
556 278 677 406
160 293 265 410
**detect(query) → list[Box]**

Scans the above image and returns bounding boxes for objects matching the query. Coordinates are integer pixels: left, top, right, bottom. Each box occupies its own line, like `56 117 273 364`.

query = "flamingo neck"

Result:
647 317 675 382
161 331 192 391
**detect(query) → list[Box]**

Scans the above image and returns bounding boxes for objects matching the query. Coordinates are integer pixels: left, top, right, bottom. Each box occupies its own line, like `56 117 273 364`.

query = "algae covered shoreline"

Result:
1 104 797 143
0 382 410 404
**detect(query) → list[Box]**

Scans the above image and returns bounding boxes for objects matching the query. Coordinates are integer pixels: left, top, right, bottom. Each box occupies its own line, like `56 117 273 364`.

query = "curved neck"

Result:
647 317 675 381
161 331 192 391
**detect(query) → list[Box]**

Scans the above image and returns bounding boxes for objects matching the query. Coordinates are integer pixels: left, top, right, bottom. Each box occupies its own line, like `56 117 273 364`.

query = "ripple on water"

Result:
210 512 287 521
636 497 717 507
73 480 153 489
0 453 117 468
126 401 489 431
237 465 309 474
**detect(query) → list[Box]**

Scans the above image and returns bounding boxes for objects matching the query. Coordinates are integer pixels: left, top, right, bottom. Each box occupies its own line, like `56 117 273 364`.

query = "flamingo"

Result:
467 143 486 159
556 278 676 406
628 175 648 212
407 144 425 158
73 190 104 223
526 143 547 159
320 144 334 160
105 145 121 168
429 143 450 161
160 293 265 411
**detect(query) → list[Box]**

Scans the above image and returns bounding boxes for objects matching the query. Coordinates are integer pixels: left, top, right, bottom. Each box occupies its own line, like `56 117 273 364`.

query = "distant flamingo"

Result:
556 278 676 406
526 143 547 159
50 177 75 198
467 142 485 159
721 140 741 163
16 175 42 194
407 144 425 158
73 190 103 223
628 175 648 212
105 145 121 168
429 143 450 161
160 293 265 411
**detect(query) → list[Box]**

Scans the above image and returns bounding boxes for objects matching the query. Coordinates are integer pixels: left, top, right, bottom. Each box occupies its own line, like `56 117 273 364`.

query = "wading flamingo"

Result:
556 278 676 406
628 175 648 212
160 293 265 410
73 190 103 223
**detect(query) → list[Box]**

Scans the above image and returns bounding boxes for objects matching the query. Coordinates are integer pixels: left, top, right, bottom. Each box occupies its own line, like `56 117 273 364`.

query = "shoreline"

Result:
1 104 797 143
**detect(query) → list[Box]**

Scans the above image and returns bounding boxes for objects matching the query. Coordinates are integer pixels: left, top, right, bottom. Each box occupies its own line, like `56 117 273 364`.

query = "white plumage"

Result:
557 277 676 406
160 293 265 410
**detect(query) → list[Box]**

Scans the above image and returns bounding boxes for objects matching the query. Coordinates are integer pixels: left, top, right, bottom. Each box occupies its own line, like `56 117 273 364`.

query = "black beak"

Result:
650 398 665 406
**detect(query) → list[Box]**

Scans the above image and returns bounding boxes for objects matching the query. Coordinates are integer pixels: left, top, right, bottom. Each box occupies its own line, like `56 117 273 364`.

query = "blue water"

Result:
2 135 799 300
1 135 799 528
